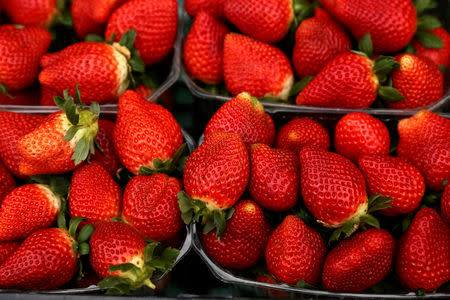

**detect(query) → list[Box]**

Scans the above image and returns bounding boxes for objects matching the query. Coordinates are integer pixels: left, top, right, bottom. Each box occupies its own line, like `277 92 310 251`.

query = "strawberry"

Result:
2 0 58 28
224 0 293 44
122 173 183 242
0 184 60 242
105 0 178 66
0 161 16 206
113 90 183 175
183 11 229 84
441 184 450 226
249 144 299 211
179 131 249 237
334 112 390 163
387 54 444 109
0 241 20 265
292 7 350 77
204 92 275 147
413 27 450 69
69 162 122 225
322 229 395 292
397 110 450 191
274 118 330 154
17 89 100 176
91 120 121 176
223 33 294 100
396 208 450 292
265 215 326 285
0 87 40 105
319 0 417 53
202 200 271 269
184 0 225 18
39 86 59 106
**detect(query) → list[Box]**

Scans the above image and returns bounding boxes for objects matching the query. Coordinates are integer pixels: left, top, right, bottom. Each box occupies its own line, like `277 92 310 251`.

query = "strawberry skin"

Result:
204 92 275 147
223 33 294 100
0 161 16 206
183 11 229 84
0 86 40 105
3 0 58 27
441 184 450 226
105 0 178 65
322 229 395 292
202 200 271 269
91 120 121 176
249 144 299 211
275 118 330 154
396 208 450 292
185 0 225 18
113 90 183 175
0 241 20 265
319 0 417 53
265 215 326 285
334 112 390 163
122 174 183 242
413 27 450 69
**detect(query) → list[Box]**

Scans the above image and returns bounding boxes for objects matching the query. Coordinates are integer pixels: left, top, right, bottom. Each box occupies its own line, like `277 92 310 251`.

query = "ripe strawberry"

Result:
204 92 275 147
183 11 229 84
0 241 20 265
113 90 183 175
412 27 450 69
292 7 350 77
39 86 59 106
397 110 450 191
2 0 58 27
265 215 326 285
202 200 271 269
249 144 299 211
319 0 417 53
184 0 225 18
91 120 121 176
396 208 450 292
0 184 60 242
322 229 395 292
122 173 183 242
275 118 330 154
105 0 178 66
223 33 294 100
0 161 16 206
334 112 390 163
224 0 293 44
255 274 290 298
0 87 40 105
387 54 444 109
441 184 450 226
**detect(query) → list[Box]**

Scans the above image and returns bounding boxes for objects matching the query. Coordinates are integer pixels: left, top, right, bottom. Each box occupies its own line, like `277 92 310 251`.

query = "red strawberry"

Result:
105 0 178 66
183 11 229 84
0 161 16 206
204 92 275 147
249 144 299 211
3 0 58 27
39 86 59 106
0 184 60 242
0 87 40 105
223 33 294 100
113 90 183 175
387 54 444 109
122 173 183 241
0 241 20 265
396 208 450 292
275 118 330 154
319 0 417 53
224 0 293 44
334 112 390 163
292 7 350 77
202 200 271 269
413 27 450 69
91 120 121 175
265 215 326 285
441 184 450 226
184 0 225 18
397 110 450 191
322 229 395 292
69 162 122 225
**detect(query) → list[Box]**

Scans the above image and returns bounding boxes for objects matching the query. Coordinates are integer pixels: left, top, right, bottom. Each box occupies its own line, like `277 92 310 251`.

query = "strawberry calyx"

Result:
138 143 187 176
0 83 13 99
413 0 443 49
289 75 314 97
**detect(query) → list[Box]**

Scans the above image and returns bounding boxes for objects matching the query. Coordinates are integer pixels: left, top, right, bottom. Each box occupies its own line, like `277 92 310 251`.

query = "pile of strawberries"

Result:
183 0 449 109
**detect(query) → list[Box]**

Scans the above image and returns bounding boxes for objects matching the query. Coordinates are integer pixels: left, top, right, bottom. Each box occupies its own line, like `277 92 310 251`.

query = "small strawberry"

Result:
91 119 121 176
0 161 16 206
249 144 299 211
275 118 330 154
122 174 183 242
396 208 450 292
183 11 229 84
265 215 326 285
441 183 450 226
223 33 294 100
0 241 20 265
113 90 183 175
184 0 225 18
322 229 395 292
334 112 390 163
413 27 450 69
202 200 271 269
204 92 275 147
2 0 59 27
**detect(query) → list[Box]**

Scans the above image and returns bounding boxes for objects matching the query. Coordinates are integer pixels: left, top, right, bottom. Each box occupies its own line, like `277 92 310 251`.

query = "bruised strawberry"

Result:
185 0 225 18
413 27 450 69
441 184 450 226
3 0 58 28
91 120 121 176
0 161 16 206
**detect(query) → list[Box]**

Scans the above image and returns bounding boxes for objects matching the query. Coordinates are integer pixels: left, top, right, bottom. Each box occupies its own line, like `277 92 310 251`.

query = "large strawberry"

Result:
105 0 178 66
413 27 450 69
249 144 299 211
441 184 450 226
319 0 417 53
0 241 20 265
0 161 16 205
223 33 294 100
184 0 225 18
183 11 229 84
113 90 183 175
122 174 183 242
396 208 450 292
322 229 395 292
265 215 326 285
202 200 271 269
2 0 59 27
91 119 121 176
204 92 275 147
